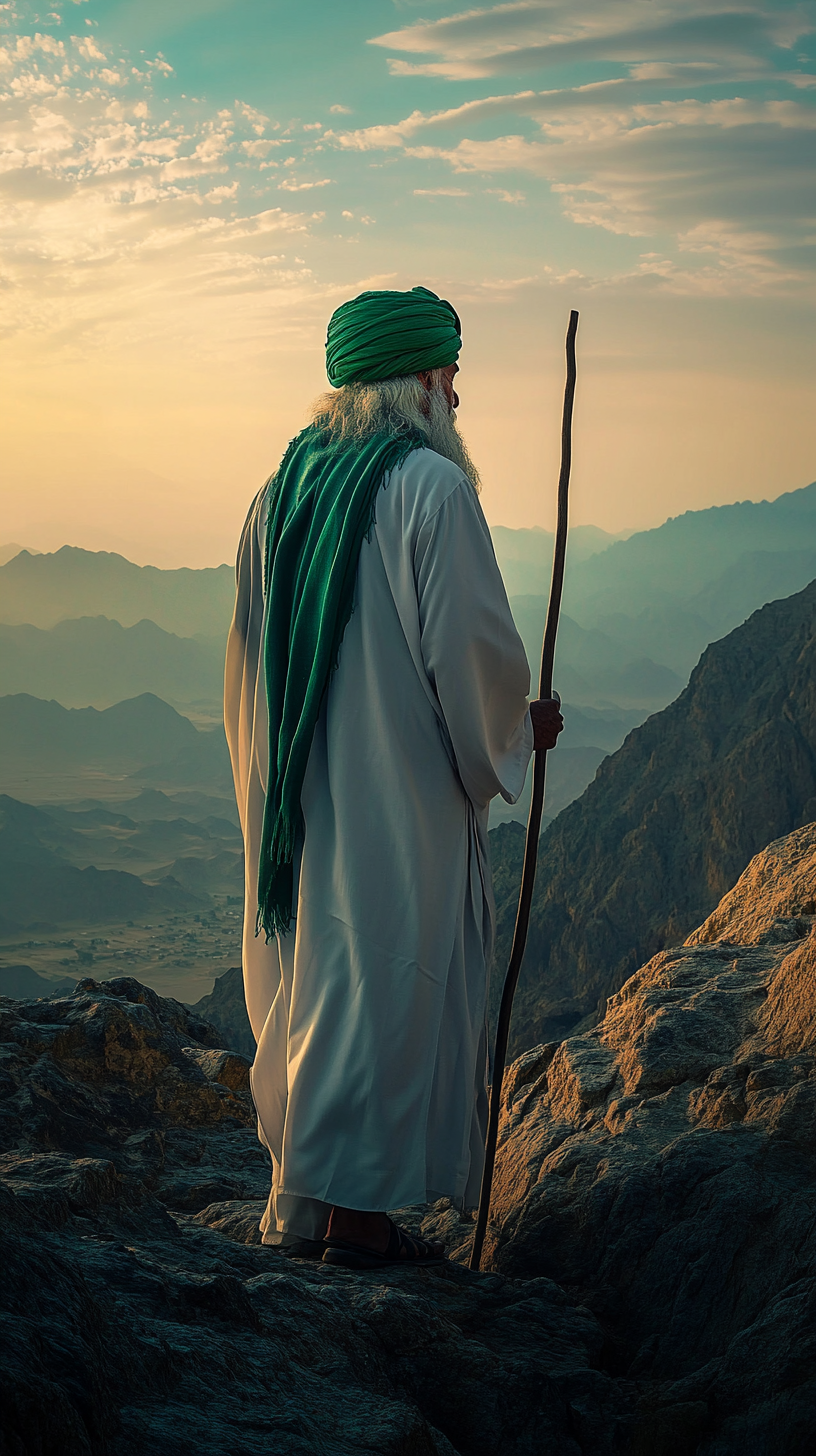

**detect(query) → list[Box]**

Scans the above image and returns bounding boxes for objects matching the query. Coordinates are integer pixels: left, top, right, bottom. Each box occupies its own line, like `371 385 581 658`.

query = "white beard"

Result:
423 386 482 493
310 373 482 493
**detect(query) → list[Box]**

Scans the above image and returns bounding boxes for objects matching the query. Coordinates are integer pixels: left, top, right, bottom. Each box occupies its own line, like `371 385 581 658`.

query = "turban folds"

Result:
326 285 461 387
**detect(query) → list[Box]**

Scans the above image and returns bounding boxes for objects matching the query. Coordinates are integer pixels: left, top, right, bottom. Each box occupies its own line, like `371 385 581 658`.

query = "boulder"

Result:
482 825 816 1452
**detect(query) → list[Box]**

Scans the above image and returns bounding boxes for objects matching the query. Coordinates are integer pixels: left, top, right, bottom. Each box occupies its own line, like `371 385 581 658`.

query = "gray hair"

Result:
310 370 482 491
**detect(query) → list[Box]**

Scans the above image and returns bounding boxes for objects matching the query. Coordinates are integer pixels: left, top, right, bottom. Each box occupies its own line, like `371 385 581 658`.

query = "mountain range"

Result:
3 484 815 720
0 546 234 637
0 617 224 711
0 693 233 802
490 575 816 1055
0 795 206 935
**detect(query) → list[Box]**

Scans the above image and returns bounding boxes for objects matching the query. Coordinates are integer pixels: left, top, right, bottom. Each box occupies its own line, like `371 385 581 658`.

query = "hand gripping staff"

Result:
470 309 579 1273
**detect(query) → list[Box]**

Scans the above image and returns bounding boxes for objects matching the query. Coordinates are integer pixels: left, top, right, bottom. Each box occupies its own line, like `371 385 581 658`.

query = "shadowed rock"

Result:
0 974 628 1455
493 577 816 1053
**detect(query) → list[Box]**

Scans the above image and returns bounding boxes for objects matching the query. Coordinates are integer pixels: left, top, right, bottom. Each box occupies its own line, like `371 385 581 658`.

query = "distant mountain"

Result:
0 796 204 933
0 547 234 637
4 491 813 723
0 964 77 998
690 548 816 641
0 693 198 771
0 543 39 567
491 524 629 597
511 598 684 710
563 481 816 624
491 576 816 1055
130 724 233 792
0 617 224 710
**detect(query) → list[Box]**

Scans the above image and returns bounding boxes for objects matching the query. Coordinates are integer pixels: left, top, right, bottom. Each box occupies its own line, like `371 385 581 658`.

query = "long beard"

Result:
424 386 483 493
310 375 483 493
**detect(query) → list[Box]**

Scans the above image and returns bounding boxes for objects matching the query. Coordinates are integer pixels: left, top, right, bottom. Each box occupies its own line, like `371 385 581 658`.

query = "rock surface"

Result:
191 963 255 1058
0 975 629 1455
483 823 816 1453
493 577 816 1052
3 818 816 1454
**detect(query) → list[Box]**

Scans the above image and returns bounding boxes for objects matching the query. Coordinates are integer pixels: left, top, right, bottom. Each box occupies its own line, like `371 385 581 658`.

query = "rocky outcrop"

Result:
191 963 255 1058
480 823 816 1453
494 577 816 1053
3 819 815 1453
0 975 629 1455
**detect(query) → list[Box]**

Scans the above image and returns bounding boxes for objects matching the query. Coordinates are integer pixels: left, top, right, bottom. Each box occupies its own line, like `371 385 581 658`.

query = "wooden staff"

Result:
470 308 579 1272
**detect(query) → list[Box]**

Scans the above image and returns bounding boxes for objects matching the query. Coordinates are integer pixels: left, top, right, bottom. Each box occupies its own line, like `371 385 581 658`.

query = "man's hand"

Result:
530 697 564 752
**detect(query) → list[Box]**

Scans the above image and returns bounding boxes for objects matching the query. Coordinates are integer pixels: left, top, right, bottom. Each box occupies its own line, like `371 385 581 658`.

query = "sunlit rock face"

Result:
483 823 816 1452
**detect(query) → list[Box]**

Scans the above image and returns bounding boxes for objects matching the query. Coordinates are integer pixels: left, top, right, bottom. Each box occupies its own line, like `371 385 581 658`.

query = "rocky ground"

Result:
2 824 815 1453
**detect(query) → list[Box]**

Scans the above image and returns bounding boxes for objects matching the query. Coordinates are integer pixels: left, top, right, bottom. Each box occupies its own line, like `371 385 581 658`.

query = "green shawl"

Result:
257 423 424 938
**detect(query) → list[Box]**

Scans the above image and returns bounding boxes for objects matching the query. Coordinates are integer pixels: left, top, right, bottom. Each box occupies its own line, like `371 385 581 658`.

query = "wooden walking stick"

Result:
470 308 579 1272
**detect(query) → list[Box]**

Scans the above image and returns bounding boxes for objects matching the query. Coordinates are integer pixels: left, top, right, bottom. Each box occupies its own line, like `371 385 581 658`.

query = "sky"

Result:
1 0 815 566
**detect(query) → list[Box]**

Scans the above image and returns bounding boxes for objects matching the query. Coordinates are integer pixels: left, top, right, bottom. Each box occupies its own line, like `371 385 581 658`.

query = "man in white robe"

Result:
225 286 562 1267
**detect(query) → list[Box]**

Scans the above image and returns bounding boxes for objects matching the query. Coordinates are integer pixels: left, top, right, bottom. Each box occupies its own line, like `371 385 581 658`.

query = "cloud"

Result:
241 138 282 158
0 14 328 351
333 2 816 296
234 100 270 134
329 104 352 114
71 34 105 62
278 177 334 191
414 186 470 195
369 2 814 78
206 182 239 202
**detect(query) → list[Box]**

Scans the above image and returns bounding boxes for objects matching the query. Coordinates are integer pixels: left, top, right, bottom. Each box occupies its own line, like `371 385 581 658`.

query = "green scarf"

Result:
257 423 424 938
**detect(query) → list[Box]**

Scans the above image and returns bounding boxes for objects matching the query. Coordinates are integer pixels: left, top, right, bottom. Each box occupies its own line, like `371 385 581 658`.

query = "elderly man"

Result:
225 286 562 1269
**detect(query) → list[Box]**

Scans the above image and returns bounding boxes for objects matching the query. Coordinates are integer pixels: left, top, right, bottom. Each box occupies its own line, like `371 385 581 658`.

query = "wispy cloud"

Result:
278 176 333 191
370 2 813 78
336 1 816 296
0 12 327 348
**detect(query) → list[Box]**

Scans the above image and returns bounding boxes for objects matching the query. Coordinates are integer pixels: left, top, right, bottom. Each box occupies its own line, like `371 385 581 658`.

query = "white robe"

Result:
224 447 532 1240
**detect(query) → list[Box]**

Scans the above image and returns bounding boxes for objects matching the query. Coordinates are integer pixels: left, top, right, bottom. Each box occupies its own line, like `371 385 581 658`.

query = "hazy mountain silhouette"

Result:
562 480 816 625
0 796 205 934
0 963 77 998
0 617 224 710
0 543 39 567
0 693 198 770
491 523 630 597
491 575 816 1056
0 694 233 809
4 488 814 720
510 598 685 710
508 482 816 685
0 547 233 636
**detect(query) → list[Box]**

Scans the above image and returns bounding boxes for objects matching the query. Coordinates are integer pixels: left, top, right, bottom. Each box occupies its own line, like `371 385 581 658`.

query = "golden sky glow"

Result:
2 1 815 566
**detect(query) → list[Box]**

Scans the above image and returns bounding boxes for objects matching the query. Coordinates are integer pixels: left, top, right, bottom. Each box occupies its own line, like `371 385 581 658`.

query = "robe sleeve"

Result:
414 476 533 811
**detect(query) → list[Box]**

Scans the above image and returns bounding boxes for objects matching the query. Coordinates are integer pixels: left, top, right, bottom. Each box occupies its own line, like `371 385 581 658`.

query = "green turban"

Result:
325 285 461 388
